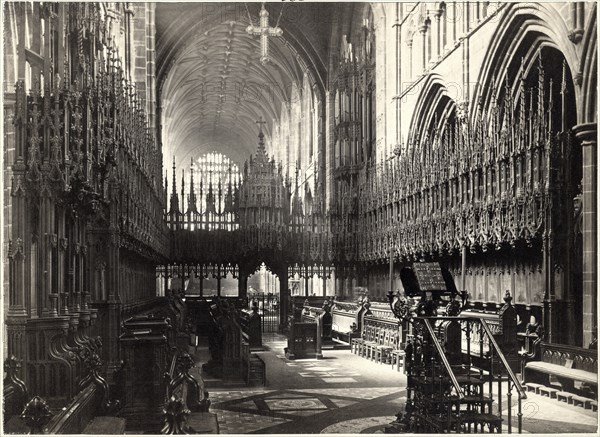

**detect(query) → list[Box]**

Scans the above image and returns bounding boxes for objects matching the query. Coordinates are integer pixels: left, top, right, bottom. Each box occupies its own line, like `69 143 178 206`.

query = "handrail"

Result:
423 318 465 399
480 318 527 400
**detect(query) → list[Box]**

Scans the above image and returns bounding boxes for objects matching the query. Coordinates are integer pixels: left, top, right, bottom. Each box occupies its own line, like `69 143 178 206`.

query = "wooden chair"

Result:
358 325 373 358
375 330 394 364
391 336 406 372
360 325 377 359
351 330 365 355
365 328 381 361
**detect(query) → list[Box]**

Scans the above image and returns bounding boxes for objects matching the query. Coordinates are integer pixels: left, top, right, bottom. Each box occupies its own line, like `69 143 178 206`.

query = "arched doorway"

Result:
247 263 281 333
239 255 290 333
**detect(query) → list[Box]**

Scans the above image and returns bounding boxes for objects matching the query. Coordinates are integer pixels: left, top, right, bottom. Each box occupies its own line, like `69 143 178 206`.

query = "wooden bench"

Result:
523 343 598 400
286 321 318 359
525 382 544 394
331 301 361 346
240 307 262 349
538 385 558 398
241 340 266 386
556 390 572 403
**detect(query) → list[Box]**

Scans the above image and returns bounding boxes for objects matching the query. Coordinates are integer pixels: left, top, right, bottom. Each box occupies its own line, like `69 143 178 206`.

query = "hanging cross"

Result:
246 4 283 65
256 116 266 134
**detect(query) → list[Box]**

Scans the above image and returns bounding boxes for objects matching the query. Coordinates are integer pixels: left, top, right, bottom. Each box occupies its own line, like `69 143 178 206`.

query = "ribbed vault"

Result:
156 2 333 168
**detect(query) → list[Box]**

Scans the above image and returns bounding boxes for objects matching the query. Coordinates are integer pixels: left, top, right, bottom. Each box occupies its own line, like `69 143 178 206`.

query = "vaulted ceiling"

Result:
156 2 335 168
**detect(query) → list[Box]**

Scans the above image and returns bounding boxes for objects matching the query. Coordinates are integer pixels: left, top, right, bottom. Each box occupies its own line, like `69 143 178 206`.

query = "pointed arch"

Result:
407 74 457 149
473 3 581 124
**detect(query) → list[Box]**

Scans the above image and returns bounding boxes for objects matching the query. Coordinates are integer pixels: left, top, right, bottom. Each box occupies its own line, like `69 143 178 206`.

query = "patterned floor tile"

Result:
283 409 327 417
194 336 597 434
293 387 403 399
319 416 397 434
265 398 328 411
212 409 291 434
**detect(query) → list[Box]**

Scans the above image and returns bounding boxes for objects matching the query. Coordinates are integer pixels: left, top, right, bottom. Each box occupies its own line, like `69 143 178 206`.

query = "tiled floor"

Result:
196 334 598 434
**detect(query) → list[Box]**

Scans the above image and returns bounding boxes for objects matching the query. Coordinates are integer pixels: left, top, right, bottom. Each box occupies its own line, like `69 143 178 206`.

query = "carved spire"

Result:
165 170 169 208
206 170 216 215
255 116 268 162
181 169 185 214
188 157 197 214
537 49 545 143
199 164 203 212
169 156 180 214
217 176 223 215
224 166 233 213
292 165 303 218
520 57 526 150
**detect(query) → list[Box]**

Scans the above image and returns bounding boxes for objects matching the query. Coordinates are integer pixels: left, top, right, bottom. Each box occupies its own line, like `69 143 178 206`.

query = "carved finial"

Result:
4 354 21 375
188 158 196 213
175 353 195 374
503 290 513 306
161 396 191 434
560 59 567 133
172 156 177 196
21 396 53 434
4 355 28 414
181 169 185 210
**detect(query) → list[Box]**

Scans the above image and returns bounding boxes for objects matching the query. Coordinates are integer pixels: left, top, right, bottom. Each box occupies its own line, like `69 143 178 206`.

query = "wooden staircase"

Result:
391 317 526 434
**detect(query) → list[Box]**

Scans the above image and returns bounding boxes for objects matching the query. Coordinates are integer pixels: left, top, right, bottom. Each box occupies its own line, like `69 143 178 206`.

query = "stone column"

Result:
419 23 427 73
434 9 442 60
573 122 597 347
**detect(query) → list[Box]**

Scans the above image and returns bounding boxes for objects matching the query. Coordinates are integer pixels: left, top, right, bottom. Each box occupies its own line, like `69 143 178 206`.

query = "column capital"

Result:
573 122 597 144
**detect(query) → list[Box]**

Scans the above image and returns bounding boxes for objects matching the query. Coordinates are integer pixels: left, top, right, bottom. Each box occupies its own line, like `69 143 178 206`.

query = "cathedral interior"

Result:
2 1 598 434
